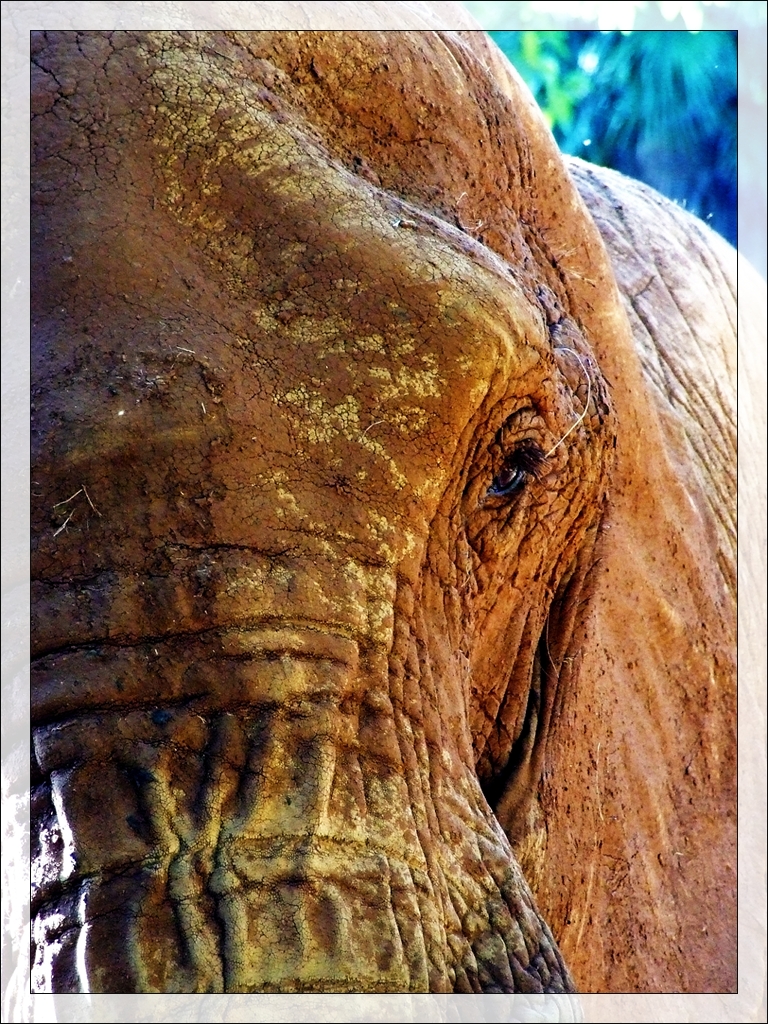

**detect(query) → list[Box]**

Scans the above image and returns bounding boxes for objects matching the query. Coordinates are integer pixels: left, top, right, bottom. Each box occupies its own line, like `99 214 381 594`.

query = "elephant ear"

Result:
529 160 737 992
568 155 736 567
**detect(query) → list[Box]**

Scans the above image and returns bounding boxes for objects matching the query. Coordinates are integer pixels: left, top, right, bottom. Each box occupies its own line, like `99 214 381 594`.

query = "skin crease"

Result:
30 30 735 994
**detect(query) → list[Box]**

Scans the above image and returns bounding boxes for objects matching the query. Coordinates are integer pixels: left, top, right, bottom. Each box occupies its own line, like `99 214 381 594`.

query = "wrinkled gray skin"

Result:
27 26 737 997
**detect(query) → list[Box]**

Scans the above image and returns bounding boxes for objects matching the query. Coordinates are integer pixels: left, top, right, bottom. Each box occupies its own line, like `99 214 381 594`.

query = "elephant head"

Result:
30 29 736 994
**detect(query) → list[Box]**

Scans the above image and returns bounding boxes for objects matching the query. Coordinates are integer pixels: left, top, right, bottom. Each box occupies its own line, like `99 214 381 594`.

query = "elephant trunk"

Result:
32 563 573 994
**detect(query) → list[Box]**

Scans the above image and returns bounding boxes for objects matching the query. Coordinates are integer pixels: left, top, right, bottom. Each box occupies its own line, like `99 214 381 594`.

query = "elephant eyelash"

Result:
546 347 593 457
488 441 548 498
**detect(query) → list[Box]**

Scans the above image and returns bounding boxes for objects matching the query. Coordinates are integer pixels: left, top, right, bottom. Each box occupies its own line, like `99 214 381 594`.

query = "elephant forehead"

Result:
33 47 551 576
35 181 546 575
143 39 547 394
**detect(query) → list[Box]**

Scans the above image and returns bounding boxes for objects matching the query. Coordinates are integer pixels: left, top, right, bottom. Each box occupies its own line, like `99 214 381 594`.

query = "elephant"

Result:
30 27 737 995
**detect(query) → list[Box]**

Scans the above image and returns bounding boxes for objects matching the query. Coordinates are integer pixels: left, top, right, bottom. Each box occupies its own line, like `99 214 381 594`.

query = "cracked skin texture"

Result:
31 30 735 994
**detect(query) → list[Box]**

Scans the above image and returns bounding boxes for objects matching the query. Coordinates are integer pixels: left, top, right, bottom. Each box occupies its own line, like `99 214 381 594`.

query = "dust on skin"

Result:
144 37 549 587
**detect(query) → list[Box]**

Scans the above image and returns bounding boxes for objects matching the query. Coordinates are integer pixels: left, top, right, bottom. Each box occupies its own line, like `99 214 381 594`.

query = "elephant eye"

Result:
488 441 547 498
